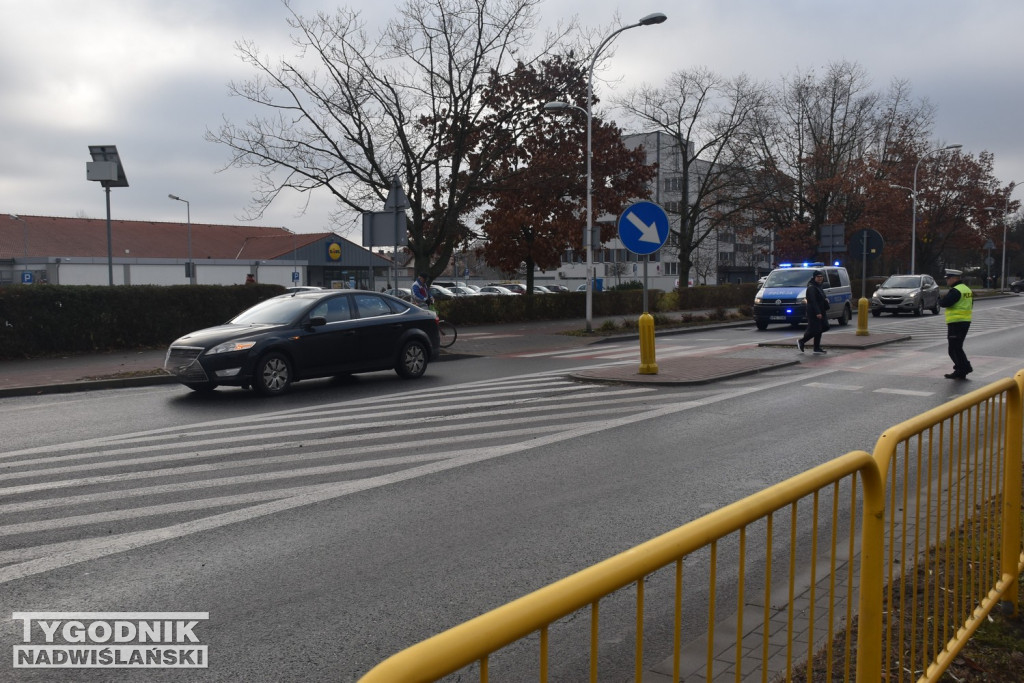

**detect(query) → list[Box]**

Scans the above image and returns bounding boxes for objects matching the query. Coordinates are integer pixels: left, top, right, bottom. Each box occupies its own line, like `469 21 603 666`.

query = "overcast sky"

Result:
2 0 1021 238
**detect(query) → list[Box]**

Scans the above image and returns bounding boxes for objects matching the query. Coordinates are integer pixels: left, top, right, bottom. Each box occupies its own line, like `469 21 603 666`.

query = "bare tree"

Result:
745 61 936 263
616 67 769 288
206 0 574 279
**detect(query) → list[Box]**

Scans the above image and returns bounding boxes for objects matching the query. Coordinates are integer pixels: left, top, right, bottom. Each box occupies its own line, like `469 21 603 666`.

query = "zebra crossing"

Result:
512 338 739 362
870 304 1024 346
0 374 670 583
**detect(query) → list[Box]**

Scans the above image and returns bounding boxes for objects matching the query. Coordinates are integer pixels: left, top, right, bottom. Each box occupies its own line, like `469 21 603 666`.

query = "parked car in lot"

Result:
429 285 457 300
544 284 570 293
869 274 941 316
164 290 440 396
488 282 527 294
447 285 479 296
384 288 412 301
477 285 516 296
1011 279 1024 293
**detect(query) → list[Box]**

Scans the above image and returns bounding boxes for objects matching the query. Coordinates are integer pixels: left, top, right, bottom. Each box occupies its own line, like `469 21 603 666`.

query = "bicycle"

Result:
437 318 457 348
424 301 457 348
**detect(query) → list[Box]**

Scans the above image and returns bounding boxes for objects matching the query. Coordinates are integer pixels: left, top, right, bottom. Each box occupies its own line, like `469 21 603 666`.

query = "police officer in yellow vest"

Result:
939 269 973 379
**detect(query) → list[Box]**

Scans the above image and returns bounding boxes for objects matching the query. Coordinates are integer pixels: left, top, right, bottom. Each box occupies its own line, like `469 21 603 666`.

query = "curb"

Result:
0 373 179 399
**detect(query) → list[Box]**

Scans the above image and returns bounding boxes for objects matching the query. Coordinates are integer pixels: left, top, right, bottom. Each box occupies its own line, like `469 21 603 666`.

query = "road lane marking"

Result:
874 388 934 396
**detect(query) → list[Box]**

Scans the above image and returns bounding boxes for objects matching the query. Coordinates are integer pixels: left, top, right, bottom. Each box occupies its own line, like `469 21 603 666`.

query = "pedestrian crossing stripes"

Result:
871 305 1024 345
513 342 736 361
0 374 673 583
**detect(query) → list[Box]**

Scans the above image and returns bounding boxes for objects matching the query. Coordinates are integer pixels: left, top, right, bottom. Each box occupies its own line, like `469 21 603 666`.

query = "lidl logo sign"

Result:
327 242 342 261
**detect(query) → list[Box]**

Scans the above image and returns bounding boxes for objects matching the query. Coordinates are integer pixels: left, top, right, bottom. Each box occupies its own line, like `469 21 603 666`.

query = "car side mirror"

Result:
308 315 327 328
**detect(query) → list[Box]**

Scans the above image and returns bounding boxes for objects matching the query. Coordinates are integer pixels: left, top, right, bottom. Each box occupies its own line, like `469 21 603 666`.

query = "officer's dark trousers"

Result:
946 321 972 374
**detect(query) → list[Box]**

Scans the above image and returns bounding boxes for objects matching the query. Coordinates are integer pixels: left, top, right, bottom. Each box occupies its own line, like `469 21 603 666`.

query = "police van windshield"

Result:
763 269 815 287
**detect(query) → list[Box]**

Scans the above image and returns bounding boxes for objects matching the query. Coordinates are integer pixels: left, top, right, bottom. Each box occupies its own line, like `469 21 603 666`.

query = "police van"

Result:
753 263 853 330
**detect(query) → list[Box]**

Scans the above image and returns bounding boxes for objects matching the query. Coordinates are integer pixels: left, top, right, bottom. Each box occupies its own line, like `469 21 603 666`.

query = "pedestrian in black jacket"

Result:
798 270 830 354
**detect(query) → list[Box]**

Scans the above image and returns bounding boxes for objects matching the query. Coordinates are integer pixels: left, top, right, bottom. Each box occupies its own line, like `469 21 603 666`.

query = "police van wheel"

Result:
837 306 851 326
755 320 768 330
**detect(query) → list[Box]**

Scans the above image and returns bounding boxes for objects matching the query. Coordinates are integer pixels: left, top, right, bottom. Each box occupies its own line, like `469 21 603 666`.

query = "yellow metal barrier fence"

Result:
361 371 1024 682
856 371 1024 682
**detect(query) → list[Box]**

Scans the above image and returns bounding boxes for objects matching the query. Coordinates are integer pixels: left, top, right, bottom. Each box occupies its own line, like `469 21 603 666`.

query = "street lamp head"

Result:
638 12 667 25
944 144 963 151
543 101 570 112
168 193 180 201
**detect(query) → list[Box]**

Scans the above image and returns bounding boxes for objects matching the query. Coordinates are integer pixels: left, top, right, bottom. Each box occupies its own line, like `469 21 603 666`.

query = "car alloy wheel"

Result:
396 340 428 379
255 352 292 395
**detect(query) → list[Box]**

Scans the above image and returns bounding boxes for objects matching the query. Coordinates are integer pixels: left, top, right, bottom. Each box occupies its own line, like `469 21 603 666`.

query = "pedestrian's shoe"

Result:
797 339 805 353
964 365 974 376
813 348 827 354
944 372 966 379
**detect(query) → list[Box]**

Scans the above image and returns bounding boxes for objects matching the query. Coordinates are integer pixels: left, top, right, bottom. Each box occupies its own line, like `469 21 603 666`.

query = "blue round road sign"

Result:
618 201 669 255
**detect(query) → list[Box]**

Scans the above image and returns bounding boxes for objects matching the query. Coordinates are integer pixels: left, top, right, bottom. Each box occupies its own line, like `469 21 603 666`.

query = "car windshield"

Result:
229 296 315 325
881 276 922 288
763 269 815 287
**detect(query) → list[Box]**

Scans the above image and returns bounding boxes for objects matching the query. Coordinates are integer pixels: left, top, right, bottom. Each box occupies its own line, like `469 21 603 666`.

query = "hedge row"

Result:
2 280 884 359
0 285 283 359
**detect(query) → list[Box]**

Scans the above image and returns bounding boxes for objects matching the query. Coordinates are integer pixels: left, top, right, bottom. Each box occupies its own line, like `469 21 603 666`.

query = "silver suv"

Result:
870 274 940 317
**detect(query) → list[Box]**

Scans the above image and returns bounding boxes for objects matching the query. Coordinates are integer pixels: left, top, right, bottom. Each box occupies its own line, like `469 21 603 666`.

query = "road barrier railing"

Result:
360 371 1024 682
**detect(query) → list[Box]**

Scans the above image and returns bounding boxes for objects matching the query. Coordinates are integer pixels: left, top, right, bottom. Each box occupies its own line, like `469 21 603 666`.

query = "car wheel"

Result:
931 301 940 314
396 340 428 379
913 302 923 316
254 352 292 396
837 305 850 326
755 319 768 330
871 309 881 317
185 381 217 392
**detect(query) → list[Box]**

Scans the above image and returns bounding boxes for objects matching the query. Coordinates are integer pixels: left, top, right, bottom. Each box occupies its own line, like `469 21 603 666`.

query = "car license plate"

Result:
770 315 786 321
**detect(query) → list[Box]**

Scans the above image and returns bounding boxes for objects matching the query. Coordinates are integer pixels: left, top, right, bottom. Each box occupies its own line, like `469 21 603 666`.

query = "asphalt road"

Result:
3 298 1024 682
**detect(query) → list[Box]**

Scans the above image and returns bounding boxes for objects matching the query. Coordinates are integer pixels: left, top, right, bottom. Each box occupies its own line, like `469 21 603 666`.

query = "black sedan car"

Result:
164 290 440 395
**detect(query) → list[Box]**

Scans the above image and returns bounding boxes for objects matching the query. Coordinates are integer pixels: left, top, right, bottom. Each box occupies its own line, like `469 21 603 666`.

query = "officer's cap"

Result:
944 269 962 278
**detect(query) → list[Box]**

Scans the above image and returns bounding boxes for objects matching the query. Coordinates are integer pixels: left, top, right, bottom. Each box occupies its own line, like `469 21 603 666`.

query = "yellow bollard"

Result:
856 297 870 336
638 312 658 374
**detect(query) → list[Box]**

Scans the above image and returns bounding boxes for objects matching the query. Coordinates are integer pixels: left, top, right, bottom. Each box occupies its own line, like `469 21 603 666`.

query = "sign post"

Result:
848 228 884 336
618 201 669 374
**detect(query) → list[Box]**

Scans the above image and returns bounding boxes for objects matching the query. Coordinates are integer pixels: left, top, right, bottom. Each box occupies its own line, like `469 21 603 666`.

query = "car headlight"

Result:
797 295 806 304
754 296 762 304
206 341 257 355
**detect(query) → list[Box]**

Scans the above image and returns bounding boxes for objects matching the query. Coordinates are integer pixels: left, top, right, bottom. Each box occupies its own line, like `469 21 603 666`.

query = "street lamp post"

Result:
911 144 961 273
1000 182 1018 290
543 12 666 332
168 194 194 284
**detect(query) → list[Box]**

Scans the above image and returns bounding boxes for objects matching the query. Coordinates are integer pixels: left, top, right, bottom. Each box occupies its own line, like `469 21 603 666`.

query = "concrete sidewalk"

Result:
0 318 910 397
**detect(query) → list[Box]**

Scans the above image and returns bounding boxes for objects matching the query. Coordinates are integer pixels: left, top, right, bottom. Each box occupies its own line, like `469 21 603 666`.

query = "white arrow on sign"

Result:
625 211 661 243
